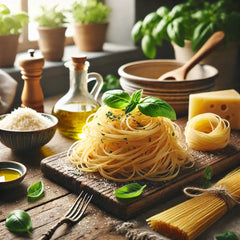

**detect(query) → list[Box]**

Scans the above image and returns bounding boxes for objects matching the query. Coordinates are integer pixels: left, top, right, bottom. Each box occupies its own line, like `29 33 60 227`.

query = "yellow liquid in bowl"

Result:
53 103 99 140
0 169 21 182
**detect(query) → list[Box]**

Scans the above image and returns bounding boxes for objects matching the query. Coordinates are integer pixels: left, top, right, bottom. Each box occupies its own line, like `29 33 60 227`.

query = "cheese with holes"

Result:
188 89 240 129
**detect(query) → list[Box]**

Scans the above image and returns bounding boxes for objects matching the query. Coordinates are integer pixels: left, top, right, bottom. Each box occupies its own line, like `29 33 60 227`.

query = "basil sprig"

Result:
102 89 176 120
27 180 44 202
5 210 32 236
114 183 146 199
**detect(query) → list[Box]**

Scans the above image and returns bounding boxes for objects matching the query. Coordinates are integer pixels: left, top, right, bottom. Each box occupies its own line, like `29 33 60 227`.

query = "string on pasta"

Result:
147 167 240 240
185 113 230 151
68 105 193 182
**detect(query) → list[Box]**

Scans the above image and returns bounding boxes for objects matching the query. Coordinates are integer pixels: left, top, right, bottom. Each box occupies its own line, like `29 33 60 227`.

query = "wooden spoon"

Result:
158 31 225 81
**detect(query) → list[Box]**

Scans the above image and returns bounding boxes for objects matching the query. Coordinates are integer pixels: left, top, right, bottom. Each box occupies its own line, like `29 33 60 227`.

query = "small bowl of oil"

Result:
0 161 27 190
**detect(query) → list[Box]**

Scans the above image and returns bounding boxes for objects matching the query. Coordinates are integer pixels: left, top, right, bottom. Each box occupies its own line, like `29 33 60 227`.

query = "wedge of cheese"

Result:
188 89 240 129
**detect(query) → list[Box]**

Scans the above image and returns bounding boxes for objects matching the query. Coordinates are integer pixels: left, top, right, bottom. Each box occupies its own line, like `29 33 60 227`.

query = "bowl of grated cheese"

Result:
0 107 58 152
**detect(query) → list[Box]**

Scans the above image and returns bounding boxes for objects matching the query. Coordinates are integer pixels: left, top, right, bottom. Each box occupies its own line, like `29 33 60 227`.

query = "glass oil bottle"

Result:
52 56 103 139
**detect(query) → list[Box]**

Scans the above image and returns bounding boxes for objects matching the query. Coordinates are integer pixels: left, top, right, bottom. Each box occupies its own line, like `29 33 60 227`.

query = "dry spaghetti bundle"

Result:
147 167 240 240
185 113 230 151
68 105 192 182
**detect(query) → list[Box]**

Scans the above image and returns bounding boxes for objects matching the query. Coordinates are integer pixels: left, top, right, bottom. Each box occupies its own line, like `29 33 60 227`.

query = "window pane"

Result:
28 0 75 41
0 0 21 12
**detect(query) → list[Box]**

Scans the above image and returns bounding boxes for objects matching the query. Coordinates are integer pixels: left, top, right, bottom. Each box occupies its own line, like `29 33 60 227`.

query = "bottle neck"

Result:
69 68 88 95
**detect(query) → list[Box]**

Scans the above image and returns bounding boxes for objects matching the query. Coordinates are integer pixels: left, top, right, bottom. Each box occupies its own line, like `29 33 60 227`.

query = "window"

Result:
1 0 75 52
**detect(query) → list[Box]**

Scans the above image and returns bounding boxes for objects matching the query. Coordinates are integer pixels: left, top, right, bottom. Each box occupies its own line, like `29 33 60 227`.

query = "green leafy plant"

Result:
27 180 44 202
214 231 239 240
0 4 29 35
35 5 67 27
102 89 176 120
71 0 111 24
5 210 32 236
132 0 240 58
114 183 146 199
101 74 121 93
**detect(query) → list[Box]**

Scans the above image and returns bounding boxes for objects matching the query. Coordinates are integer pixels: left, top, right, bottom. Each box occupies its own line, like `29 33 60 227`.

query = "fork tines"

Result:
66 191 93 221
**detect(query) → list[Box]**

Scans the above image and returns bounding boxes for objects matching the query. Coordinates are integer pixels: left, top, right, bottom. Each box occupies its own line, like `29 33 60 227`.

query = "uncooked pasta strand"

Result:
147 168 240 240
68 105 193 182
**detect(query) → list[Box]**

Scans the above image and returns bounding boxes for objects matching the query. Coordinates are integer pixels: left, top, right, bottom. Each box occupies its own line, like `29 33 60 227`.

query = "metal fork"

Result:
40 191 93 240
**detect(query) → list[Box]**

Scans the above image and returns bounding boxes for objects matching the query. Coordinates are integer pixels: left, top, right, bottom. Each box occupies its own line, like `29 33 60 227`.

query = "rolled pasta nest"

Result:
185 113 230 151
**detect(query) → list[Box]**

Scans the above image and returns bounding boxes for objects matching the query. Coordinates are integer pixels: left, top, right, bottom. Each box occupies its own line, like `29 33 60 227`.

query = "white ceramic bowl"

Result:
118 59 218 117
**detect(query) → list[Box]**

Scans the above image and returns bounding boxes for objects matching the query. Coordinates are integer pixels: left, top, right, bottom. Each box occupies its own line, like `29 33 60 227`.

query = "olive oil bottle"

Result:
52 56 103 139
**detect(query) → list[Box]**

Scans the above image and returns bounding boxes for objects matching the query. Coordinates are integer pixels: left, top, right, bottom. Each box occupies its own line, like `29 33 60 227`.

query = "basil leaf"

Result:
102 89 131 109
114 183 146 199
131 20 143 42
204 166 212 181
131 89 143 103
27 180 44 202
141 35 156 59
152 17 169 45
214 231 239 240
125 101 138 115
5 210 32 236
138 97 176 120
192 21 214 51
167 17 185 47
203 166 212 188
125 89 143 114
156 6 169 18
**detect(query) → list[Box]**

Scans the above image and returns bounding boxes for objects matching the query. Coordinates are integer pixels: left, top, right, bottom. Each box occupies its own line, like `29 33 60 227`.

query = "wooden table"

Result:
0 96 240 240
0 97 126 240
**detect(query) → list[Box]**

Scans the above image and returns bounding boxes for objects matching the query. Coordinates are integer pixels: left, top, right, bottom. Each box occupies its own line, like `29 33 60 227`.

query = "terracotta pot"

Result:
172 40 240 90
38 27 66 61
0 34 20 67
73 22 108 51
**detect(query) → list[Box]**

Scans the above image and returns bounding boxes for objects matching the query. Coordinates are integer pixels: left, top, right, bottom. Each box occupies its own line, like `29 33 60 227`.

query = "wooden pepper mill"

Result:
19 49 45 112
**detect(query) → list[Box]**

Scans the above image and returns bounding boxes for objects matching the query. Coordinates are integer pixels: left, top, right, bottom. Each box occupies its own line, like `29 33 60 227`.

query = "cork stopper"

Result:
71 55 87 71
19 49 45 112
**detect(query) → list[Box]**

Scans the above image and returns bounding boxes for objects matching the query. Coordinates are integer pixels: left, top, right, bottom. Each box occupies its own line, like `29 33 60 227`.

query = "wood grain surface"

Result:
41 118 240 220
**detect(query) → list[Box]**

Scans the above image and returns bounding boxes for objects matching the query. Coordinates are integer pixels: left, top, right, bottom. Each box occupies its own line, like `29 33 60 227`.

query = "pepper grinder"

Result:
19 49 45 112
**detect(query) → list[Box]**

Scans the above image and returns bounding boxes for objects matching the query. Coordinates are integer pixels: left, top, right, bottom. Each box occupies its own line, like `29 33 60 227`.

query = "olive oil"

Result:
0 169 21 182
53 102 99 139
52 56 103 140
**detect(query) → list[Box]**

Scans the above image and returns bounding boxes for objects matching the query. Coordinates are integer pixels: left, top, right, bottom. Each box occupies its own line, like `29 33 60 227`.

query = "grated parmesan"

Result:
0 107 53 131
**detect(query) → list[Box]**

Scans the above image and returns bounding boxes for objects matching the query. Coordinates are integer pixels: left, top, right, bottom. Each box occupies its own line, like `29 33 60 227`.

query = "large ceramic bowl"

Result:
0 161 27 190
118 60 218 117
0 113 58 152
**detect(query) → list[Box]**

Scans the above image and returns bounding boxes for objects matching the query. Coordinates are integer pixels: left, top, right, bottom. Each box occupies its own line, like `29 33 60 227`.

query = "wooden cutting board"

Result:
41 118 240 220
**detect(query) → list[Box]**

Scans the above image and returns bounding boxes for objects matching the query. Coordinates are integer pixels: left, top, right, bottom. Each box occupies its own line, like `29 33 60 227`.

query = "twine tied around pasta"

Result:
184 185 240 209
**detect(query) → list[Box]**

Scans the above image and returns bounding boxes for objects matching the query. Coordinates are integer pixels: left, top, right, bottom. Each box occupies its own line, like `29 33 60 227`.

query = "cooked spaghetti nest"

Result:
68 105 193 182
185 113 230 151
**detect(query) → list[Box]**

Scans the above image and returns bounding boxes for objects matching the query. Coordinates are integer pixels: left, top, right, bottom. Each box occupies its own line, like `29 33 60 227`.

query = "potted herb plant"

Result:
35 5 67 61
71 0 111 51
131 0 240 89
0 4 28 67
